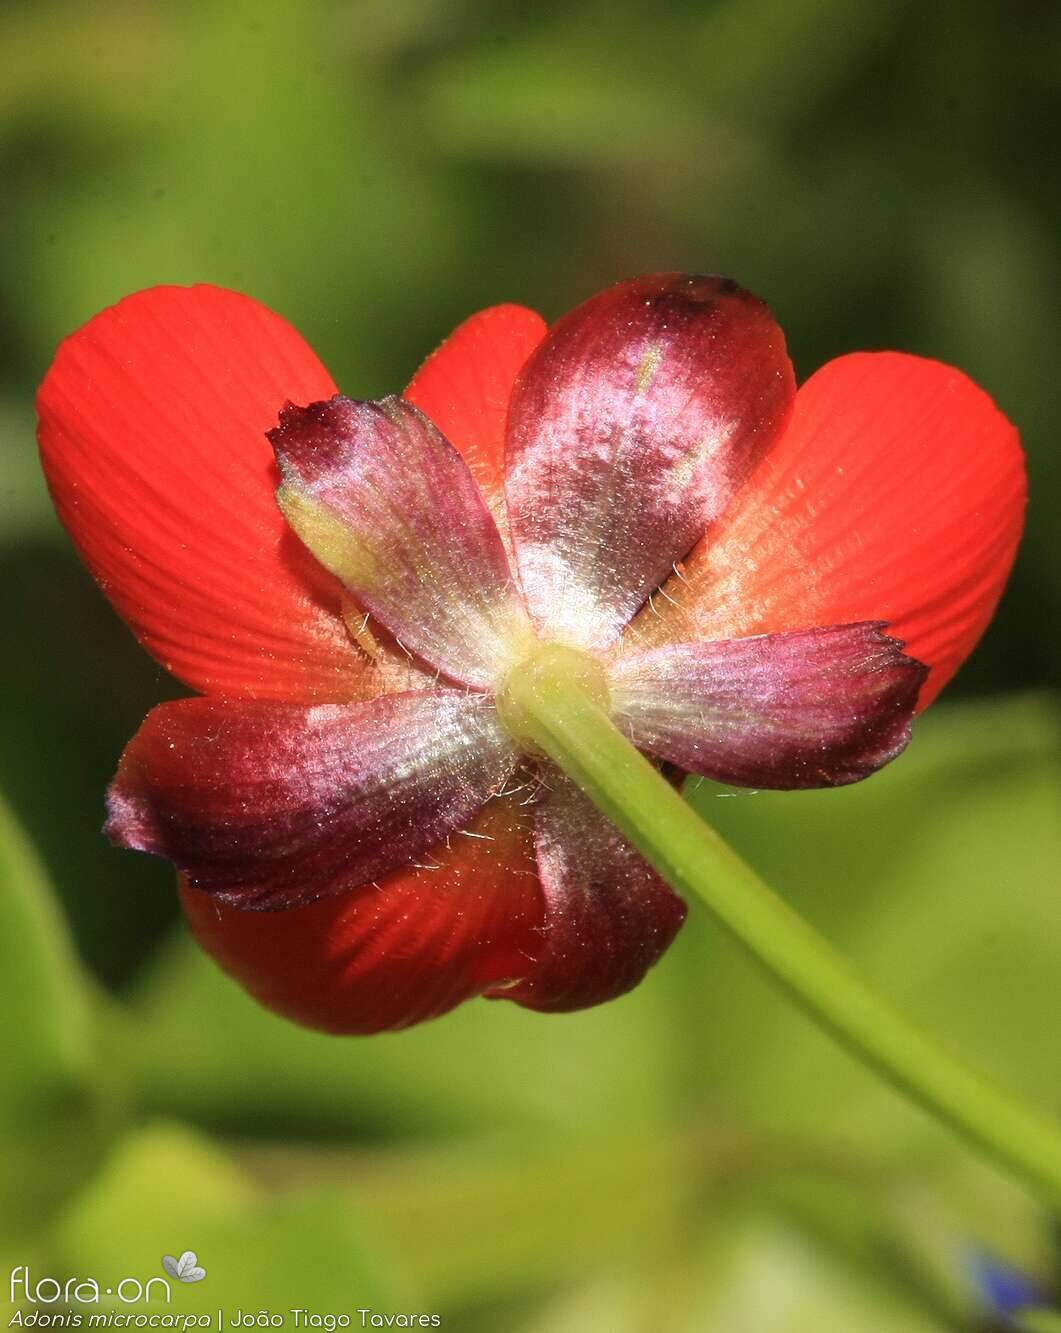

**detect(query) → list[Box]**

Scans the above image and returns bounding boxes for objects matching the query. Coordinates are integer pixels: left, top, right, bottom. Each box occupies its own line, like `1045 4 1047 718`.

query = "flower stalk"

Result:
504 643 1061 1210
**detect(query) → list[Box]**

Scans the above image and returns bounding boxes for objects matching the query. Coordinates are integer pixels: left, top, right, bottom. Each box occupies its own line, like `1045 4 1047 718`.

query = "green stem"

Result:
503 646 1061 1211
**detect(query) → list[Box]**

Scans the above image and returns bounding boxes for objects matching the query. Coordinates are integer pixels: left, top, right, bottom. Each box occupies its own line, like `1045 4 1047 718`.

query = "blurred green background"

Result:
1 1 1059 1329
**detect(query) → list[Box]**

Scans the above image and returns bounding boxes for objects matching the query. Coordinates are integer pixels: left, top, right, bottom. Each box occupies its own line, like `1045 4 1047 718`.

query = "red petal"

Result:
505 275 795 649
271 396 533 687
180 794 543 1034
611 624 925 789
403 303 547 513
37 285 390 702
624 353 1025 709
498 778 687 1012
106 691 516 910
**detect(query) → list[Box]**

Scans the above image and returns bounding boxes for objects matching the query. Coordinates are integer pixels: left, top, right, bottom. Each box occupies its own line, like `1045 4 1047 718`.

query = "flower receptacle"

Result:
496 641 611 754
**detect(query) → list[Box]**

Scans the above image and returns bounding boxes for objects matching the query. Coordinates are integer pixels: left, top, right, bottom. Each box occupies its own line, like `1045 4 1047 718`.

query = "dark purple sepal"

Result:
610 622 927 789
270 395 532 688
497 777 687 1012
504 274 795 649
105 690 516 910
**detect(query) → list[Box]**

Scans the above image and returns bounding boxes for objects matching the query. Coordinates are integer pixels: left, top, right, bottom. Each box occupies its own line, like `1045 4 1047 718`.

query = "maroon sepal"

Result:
105 691 516 910
610 622 927 789
269 395 530 688
496 778 687 1012
504 274 795 649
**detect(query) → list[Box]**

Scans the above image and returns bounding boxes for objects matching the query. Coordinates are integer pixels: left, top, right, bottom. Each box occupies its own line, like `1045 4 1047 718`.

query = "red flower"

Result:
36 276 1024 1033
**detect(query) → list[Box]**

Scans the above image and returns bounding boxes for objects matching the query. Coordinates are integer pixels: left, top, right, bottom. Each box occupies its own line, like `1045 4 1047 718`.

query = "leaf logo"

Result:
162 1252 207 1283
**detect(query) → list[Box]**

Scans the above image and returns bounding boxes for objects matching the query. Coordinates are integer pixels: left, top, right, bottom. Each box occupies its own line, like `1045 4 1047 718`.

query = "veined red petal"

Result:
36 284 401 703
498 778 687 1012
624 353 1025 709
271 396 534 688
610 624 925 789
404 303 547 521
106 691 516 911
505 274 795 649
180 793 543 1034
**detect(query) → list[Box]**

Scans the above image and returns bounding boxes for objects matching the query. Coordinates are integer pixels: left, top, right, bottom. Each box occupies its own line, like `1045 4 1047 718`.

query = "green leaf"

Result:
0 793 92 1097
0 794 120 1236
50 1123 404 1312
